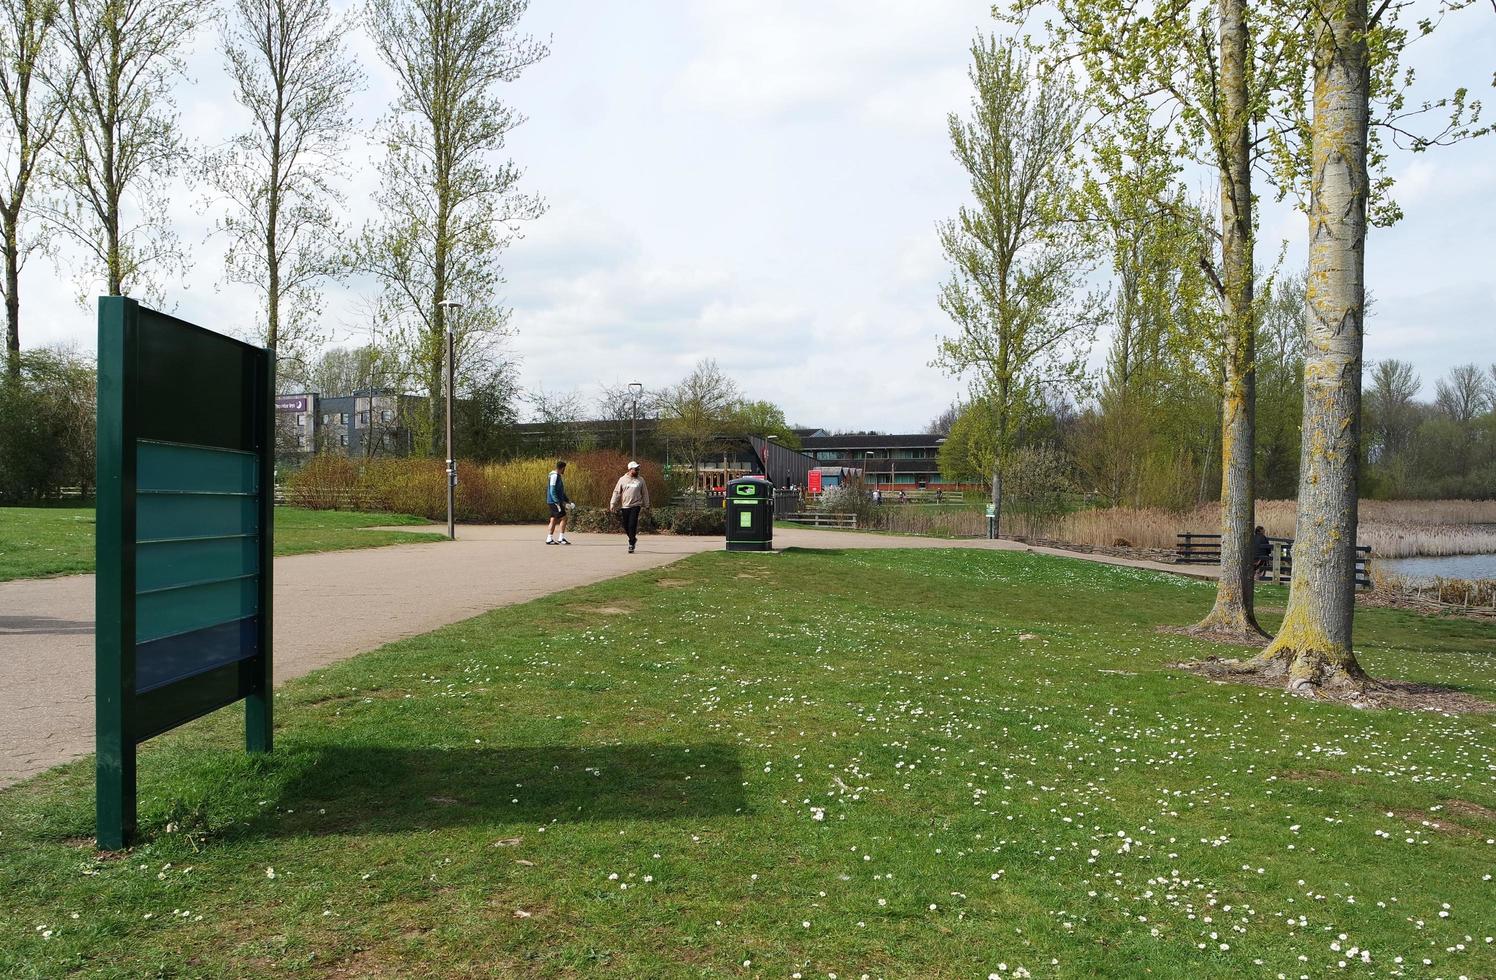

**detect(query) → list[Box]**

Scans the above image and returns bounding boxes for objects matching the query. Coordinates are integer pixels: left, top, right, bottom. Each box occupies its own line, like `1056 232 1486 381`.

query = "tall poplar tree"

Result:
360 0 545 454
933 34 1096 537
1243 0 1487 695
211 0 361 356
1014 0 1303 638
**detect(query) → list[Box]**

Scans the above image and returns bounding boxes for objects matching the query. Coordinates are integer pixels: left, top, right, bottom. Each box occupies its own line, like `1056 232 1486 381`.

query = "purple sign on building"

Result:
275 395 309 412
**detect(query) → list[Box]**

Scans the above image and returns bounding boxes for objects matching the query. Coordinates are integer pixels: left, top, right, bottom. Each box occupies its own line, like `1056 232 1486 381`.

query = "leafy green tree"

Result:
1253 274 1306 499
0 345 94 501
728 399 800 449
933 34 1096 538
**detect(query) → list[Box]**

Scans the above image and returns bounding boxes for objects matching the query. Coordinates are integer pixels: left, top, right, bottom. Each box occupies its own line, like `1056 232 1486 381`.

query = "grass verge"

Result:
0 506 442 581
1 548 1492 977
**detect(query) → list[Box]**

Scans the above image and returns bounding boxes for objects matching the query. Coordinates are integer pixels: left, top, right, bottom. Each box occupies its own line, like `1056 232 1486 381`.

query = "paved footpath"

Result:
0 524 1209 787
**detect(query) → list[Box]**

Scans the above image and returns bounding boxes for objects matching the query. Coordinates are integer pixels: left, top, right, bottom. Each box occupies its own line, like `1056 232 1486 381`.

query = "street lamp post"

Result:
437 299 463 540
627 381 643 460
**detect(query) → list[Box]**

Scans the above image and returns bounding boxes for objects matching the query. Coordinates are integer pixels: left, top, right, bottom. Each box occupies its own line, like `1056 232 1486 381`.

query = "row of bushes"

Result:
568 505 725 536
284 450 671 525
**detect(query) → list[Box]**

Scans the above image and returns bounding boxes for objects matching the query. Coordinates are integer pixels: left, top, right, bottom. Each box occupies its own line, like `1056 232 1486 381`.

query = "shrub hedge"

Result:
285 451 668 525
565 505 725 536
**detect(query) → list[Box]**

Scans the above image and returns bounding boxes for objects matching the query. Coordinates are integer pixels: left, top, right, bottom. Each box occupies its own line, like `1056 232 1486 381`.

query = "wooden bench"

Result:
1177 532 1371 589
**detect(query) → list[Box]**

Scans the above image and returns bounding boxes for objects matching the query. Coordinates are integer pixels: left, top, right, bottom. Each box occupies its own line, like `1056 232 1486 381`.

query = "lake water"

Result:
1377 553 1496 583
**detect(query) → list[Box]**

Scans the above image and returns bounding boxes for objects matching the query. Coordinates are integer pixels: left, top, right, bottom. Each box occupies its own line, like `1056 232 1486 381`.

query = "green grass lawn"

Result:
0 506 443 581
2 549 1492 978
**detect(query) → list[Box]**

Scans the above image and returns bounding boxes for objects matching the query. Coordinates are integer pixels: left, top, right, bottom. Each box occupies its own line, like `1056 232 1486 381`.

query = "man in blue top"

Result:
546 460 572 545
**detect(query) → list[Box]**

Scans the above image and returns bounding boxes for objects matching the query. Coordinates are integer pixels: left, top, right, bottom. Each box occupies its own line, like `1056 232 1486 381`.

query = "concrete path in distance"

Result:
0 524 1211 787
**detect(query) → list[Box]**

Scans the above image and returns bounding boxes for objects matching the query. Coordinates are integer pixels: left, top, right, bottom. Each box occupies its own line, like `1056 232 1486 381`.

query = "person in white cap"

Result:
609 461 652 553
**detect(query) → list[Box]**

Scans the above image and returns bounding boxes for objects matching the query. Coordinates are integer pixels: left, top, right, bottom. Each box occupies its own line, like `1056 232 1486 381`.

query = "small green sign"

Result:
985 504 996 518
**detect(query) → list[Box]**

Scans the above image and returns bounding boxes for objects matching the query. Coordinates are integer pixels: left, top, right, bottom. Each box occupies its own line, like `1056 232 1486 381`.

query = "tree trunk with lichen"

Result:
1193 0 1263 638
1253 0 1370 693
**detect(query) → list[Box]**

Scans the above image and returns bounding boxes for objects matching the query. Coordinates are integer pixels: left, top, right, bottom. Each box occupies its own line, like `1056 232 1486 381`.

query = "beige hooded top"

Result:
610 471 651 510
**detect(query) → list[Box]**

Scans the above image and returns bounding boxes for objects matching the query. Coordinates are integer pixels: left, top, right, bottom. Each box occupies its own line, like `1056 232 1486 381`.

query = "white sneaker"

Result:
545 537 555 544
559 537 571 545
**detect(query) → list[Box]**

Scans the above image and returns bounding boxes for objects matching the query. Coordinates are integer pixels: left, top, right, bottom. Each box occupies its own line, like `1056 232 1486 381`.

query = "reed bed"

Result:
870 498 1496 559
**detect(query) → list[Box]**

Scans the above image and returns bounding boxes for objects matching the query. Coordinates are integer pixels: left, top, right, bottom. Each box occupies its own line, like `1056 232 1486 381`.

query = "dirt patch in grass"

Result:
573 604 634 616
1389 808 1487 838
1444 799 1496 827
1157 623 1270 647
655 578 693 588
1178 658 1496 713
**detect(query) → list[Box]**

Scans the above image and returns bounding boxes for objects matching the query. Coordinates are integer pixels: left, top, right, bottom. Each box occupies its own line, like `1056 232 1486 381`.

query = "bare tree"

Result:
656 358 740 492
1365 358 1420 461
359 0 546 455
933 35 1096 540
926 400 962 437
209 0 361 357
45 0 205 299
0 0 71 374
1434 363 1494 423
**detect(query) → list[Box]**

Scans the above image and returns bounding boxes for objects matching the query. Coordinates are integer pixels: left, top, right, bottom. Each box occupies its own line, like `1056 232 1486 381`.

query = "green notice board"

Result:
95 297 274 849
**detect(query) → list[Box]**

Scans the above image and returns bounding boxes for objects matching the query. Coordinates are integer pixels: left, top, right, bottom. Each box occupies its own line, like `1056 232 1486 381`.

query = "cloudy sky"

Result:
18 0 1496 433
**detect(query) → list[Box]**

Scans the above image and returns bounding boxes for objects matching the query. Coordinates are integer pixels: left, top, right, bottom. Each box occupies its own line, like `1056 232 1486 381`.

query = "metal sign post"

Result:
95 297 274 849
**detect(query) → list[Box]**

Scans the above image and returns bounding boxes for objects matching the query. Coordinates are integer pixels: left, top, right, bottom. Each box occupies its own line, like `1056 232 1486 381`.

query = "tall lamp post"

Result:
627 381 643 459
437 299 462 540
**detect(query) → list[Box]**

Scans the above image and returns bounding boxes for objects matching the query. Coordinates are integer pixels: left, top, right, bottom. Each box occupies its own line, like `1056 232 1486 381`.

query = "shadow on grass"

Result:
249 742 747 837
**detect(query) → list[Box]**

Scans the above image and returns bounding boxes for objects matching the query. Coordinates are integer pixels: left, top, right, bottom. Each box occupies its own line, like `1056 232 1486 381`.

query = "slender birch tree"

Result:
210 0 361 356
933 35 1096 538
359 0 545 455
45 0 206 299
0 0 70 374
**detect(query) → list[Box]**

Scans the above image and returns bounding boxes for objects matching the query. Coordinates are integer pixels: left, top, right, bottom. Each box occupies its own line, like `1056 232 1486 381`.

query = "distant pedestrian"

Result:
1252 525 1271 579
546 460 572 545
610 461 652 554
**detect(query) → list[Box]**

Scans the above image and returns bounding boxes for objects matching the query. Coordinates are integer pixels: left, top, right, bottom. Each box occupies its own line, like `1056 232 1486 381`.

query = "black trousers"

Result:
620 506 641 546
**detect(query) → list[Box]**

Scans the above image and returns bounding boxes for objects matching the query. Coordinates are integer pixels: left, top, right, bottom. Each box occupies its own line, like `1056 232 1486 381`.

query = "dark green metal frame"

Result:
95 297 274 849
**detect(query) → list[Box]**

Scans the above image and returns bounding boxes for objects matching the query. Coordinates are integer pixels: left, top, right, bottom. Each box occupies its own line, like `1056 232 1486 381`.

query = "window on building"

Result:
381 409 394 422
340 413 350 424
320 413 330 425
358 410 370 426
296 434 306 448
296 414 306 427
339 434 348 447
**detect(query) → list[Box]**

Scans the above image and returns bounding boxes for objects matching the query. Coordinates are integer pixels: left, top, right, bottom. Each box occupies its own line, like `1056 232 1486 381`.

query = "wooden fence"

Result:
781 512 857 529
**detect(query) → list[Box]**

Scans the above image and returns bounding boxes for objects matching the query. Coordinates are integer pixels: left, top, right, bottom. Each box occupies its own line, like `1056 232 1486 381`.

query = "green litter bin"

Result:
725 476 774 552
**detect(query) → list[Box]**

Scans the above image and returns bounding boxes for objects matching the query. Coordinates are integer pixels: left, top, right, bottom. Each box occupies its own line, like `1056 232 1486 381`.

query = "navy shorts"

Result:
548 503 566 519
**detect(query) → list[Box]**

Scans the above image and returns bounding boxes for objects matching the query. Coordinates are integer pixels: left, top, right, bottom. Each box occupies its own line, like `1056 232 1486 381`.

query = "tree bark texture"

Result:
4 224 18 376
1256 0 1371 692
1195 0 1262 637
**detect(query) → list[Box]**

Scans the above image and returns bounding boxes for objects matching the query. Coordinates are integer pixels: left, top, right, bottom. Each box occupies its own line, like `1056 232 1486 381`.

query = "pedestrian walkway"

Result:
0 524 1212 786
